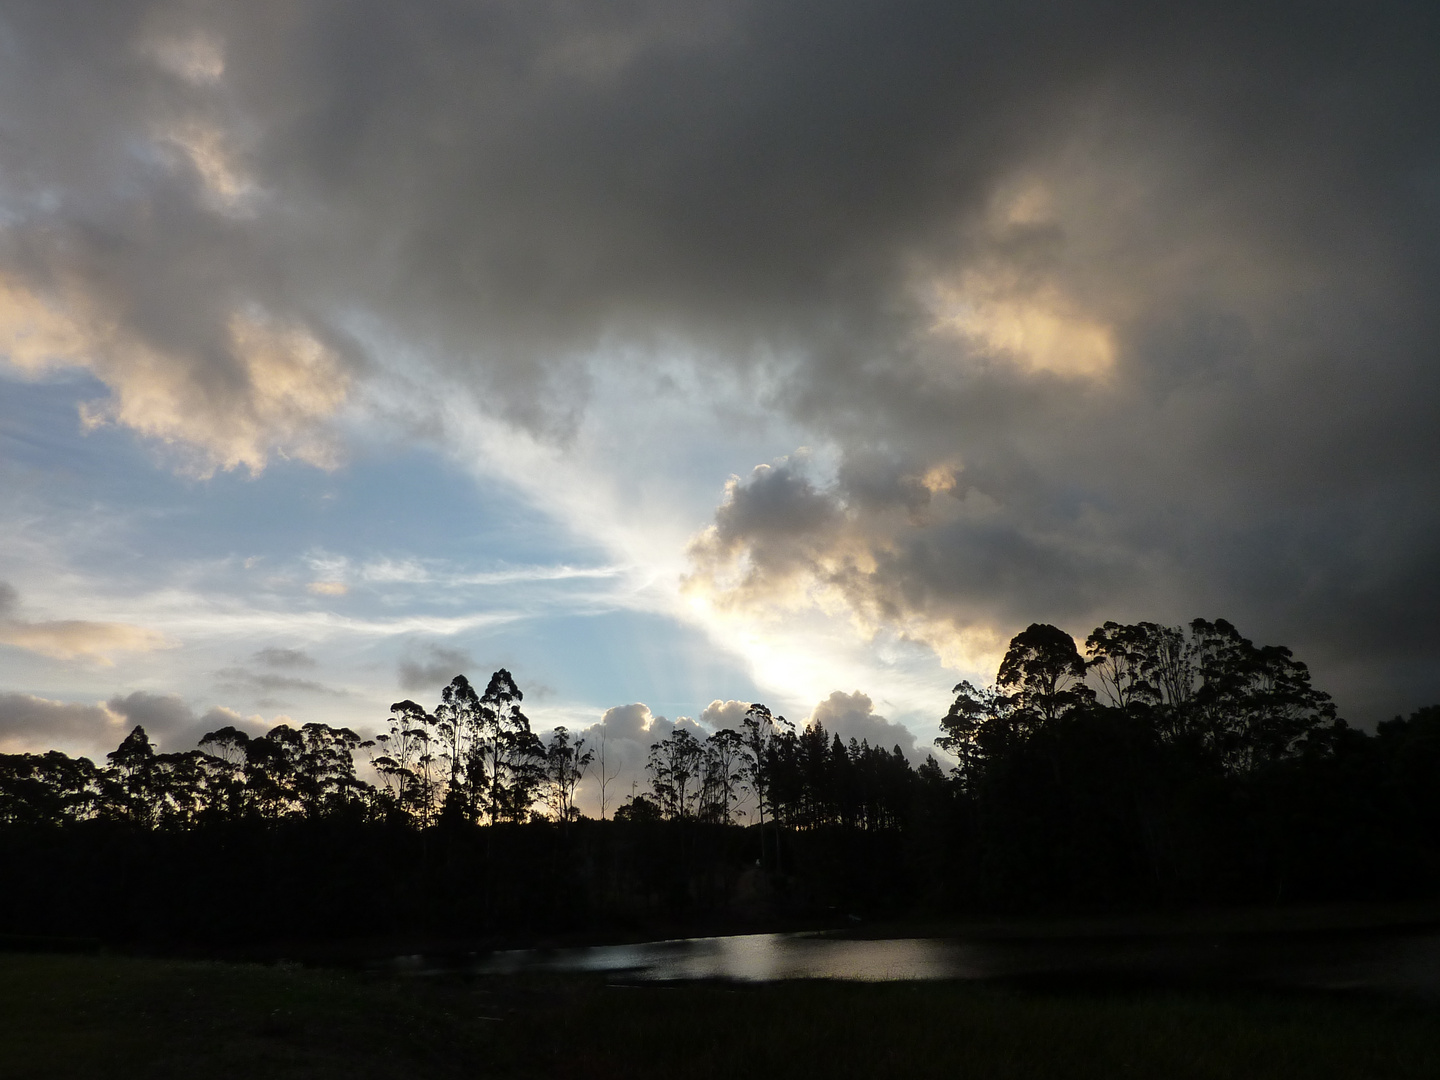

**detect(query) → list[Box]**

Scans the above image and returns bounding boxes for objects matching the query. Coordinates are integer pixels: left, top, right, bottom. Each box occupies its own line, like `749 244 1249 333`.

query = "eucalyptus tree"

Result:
594 717 622 821
996 623 1095 730
371 699 441 825
935 680 1013 784
542 726 593 823
701 727 746 823
436 675 481 818
296 723 370 816
105 725 160 826
739 704 793 869
1085 618 1336 769
738 704 790 832
0 751 102 826
646 728 706 820
1187 618 1335 770
198 726 251 818
1085 620 1196 740
244 725 306 819
469 669 545 824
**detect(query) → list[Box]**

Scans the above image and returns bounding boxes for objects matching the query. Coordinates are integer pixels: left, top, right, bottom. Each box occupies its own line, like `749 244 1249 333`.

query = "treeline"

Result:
0 672 925 837
0 670 581 831
3 617 1440 948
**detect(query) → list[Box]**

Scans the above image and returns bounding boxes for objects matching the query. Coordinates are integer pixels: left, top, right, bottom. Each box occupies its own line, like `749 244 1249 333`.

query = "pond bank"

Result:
5 952 1440 1079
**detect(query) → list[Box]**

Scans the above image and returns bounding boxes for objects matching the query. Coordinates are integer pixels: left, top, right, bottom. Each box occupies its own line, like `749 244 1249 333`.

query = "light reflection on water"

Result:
425 929 1440 992
471 934 979 982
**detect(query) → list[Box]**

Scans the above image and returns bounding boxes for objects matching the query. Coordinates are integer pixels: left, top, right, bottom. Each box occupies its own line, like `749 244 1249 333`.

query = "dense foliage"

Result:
4 622 1440 946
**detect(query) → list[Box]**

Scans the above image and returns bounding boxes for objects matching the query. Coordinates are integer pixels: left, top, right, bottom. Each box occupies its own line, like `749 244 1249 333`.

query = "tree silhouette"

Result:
647 728 706 820
105 726 159 826
996 623 1095 729
472 669 544 824
542 726 593 823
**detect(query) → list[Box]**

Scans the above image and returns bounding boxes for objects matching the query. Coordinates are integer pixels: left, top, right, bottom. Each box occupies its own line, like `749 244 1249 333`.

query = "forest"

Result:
3 617 1439 949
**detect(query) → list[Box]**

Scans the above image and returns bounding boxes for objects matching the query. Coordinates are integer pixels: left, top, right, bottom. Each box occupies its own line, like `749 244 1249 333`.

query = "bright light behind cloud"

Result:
930 277 1116 379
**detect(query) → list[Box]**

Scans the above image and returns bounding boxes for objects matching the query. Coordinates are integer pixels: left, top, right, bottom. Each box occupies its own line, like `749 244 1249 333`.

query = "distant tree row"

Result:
620 706 927 836
0 619 1367 833
6 617 1440 940
0 670 590 830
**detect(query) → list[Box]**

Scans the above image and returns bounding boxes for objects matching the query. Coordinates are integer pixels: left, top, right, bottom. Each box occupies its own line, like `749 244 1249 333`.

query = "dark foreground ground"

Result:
3 952 1438 1079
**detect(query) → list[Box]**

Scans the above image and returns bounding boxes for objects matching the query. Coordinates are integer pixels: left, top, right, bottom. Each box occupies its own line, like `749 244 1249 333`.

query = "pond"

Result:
391 927 1440 994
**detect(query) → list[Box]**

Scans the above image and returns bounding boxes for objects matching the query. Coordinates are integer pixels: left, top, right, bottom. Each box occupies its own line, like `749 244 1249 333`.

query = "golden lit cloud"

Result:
919 464 959 495
158 123 255 210
0 619 170 665
927 272 1115 379
307 581 350 597
684 459 1011 677
917 175 1117 379
0 278 93 373
0 274 349 475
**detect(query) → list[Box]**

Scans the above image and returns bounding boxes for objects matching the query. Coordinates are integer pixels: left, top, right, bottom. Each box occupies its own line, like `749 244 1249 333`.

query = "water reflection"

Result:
400 933 1440 996
420 928 1440 993
471 934 979 982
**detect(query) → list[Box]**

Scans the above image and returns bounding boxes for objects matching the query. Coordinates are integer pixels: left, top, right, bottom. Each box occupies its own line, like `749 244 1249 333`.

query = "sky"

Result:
2 1 1439 807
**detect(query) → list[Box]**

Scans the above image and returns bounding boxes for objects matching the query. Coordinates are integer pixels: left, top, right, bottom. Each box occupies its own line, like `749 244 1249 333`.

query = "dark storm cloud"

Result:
2 2 1438 716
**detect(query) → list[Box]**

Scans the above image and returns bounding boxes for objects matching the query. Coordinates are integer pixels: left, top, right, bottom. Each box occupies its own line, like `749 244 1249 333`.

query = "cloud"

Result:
397 643 474 693
806 690 922 763
358 558 628 588
565 694 921 816
0 693 123 755
0 582 169 664
212 667 348 702
252 647 316 669
0 2 1437 719
698 698 754 731
0 689 269 756
105 692 272 754
568 702 714 815
1 277 349 476
307 581 349 597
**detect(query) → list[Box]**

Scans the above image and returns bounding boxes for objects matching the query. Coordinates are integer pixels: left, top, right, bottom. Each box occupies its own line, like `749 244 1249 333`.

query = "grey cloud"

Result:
581 702 703 749
806 691 922 764
397 643 473 693
571 702 712 815
213 667 348 700
252 647 316 669
0 689 268 757
0 692 121 754
106 691 269 752
106 690 195 741
2 3 1438 716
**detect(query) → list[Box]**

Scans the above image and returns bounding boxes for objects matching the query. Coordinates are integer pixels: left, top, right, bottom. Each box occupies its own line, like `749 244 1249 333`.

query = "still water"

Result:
398 928 1440 993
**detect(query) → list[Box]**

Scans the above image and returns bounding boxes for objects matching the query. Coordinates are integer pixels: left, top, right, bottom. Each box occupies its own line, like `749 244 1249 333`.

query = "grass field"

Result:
2 952 1438 1078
